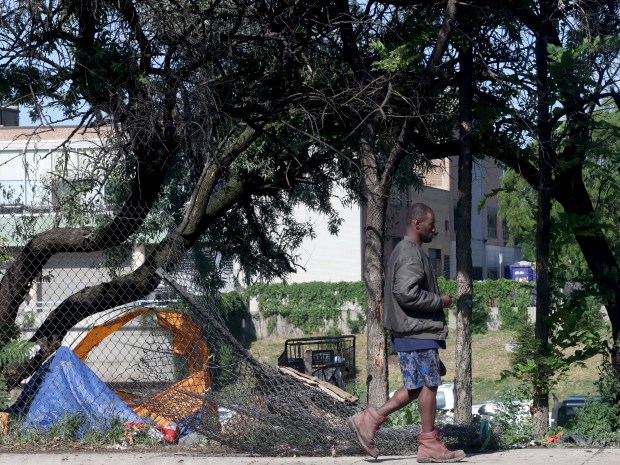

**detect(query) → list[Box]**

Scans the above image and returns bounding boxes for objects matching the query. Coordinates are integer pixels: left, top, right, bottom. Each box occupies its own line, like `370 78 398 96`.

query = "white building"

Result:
281 156 521 284
0 125 179 383
0 125 113 212
0 126 147 323
284 190 363 283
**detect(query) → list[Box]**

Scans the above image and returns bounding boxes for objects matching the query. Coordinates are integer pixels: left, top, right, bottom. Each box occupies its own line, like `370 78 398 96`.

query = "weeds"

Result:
388 402 421 427
481 388 534 448
0 414 163 449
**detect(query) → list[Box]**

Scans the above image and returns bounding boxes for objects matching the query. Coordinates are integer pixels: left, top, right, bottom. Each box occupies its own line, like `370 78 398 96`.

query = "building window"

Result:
502 219 509 241
36 275 44 311
0 179 25 210
51 177 96 209
429 248 441 275
487 207 497 239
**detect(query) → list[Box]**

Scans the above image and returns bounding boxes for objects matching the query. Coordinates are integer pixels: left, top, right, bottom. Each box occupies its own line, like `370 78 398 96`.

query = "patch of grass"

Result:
248 335 290 365
471 378 515 402
249 329 603 403
434 329 600 402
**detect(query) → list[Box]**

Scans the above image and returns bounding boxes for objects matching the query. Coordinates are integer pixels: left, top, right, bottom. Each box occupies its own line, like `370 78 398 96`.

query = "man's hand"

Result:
441 294 452 308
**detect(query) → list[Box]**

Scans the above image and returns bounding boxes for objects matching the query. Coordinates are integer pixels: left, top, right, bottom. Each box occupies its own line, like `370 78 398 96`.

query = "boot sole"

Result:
347 416 379 458
417 452 466 463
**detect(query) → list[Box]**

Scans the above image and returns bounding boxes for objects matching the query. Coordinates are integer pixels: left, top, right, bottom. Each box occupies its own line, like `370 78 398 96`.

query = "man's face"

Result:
417 211 437 243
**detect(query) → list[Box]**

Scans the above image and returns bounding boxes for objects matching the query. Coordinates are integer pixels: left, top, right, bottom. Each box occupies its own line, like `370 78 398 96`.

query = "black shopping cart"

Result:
277 335 356 388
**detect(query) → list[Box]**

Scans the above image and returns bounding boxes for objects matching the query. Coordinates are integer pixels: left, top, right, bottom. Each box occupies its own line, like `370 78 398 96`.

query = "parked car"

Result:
550 394 601 427
435 384 531 420
391 385 530 422
437 384 486 422
435 383 456 411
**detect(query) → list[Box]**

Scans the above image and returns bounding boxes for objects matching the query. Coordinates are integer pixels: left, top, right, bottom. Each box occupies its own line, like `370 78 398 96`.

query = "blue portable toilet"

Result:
505 261 537 305
506 261 535 282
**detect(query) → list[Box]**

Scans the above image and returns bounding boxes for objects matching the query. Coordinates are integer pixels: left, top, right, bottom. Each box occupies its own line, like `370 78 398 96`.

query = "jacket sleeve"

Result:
392 252 442 313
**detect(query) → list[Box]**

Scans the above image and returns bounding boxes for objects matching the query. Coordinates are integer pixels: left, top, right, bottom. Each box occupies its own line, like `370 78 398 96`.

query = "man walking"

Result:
348 202 465 463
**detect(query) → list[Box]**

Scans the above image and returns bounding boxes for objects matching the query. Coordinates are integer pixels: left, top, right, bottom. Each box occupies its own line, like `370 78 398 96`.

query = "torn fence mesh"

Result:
0 211 485 455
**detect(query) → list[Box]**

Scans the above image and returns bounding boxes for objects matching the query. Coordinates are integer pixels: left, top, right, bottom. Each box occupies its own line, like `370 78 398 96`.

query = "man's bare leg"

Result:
377 386 420 417
417 385 438 432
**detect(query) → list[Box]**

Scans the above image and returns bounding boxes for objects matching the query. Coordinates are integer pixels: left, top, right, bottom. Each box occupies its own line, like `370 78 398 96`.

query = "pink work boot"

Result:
417 428 466 463
347 407 386 458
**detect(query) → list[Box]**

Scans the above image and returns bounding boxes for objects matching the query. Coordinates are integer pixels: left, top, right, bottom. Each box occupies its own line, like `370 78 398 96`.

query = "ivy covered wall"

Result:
220 278 536 338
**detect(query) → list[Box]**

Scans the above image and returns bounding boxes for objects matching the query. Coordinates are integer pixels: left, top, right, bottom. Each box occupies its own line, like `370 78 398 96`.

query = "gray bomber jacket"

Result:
382 236 448 340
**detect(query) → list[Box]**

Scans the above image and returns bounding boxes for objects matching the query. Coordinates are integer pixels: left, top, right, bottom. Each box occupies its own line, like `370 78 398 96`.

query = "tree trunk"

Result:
454 0 474 425
359 105 390 405
363 190 389 407
532 2 553 435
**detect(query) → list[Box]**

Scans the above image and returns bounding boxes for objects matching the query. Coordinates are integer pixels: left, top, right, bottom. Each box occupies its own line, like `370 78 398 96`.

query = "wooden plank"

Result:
278 366 358 403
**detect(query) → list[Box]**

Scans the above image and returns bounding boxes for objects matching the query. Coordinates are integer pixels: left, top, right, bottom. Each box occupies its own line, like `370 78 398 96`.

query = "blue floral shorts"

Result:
398 348 441 390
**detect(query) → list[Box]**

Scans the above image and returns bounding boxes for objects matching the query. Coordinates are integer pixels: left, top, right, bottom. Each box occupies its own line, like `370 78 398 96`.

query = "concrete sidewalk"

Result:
0 448 618 465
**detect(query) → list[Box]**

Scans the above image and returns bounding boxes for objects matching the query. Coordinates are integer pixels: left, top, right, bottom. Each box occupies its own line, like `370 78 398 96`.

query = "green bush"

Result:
596 350 620 405
388 402 421 426
346 379 367 403
347 314 366 334
472 301 490 335
509 321 538 369
0 338 34 410
563 353 620 445
565 399 620 445
498 304 530 332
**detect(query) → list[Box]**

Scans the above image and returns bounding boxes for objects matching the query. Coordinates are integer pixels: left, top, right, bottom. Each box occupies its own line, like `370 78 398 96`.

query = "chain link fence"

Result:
0 206 486 455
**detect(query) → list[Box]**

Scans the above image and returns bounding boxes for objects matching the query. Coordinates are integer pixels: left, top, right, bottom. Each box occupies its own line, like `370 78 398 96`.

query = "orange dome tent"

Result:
72 308 218 428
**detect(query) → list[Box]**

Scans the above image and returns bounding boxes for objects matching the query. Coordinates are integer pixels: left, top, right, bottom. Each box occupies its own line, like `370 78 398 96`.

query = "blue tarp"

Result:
10 346 144 435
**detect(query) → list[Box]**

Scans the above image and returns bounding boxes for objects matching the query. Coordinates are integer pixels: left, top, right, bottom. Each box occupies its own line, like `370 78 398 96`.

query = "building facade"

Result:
381 157 521 281
278 155 521 285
